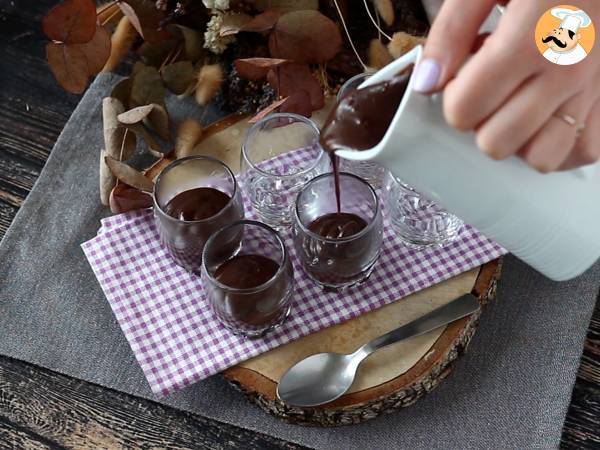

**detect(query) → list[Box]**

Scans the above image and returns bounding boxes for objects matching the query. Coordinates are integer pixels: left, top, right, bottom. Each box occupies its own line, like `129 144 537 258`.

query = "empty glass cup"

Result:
293 172 383 290
335 72 387 189
241 113 328 230
386 172 464 248
201 220 294 337
153 156 244 273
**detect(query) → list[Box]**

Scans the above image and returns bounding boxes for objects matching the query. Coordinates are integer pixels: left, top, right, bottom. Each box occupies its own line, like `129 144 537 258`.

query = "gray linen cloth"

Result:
1 73 598 449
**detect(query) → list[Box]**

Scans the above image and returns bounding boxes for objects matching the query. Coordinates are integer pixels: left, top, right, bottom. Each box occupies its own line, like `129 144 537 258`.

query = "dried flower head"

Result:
203 0 230 11
204 13 235 54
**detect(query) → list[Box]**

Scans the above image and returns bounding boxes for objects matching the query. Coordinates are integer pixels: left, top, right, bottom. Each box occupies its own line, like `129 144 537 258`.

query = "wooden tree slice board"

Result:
145 110 503 426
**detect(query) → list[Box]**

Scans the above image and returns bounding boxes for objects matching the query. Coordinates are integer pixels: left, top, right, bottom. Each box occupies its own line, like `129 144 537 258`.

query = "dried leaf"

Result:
100 149 116 205
234 58 289 81
147 104 170 141
388 32 426 59
267 63 323 110
239 9 281 33
278 90 312 117
255 0 318 12
162 61 195 95
168 25 204 63
368 38 392 69
111 78 132 107
118 0 168 43
102 16 137 72
130 64 165 108
122 122 163 156
374 0 394 26
46 43 89 94
219 13 252 37
175 119 203 158
269 10 342 64
105 156 154 192
109 183 153 213
248 96 289 123
194 64 223 105
76 24 112 75
103 97 136 159
117 104 154 124
97 2 123 29
42 0 96 44
138 38 179 67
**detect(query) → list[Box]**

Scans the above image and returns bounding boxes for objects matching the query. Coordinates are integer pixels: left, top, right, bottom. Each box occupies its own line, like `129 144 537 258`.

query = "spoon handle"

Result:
360 294 480 356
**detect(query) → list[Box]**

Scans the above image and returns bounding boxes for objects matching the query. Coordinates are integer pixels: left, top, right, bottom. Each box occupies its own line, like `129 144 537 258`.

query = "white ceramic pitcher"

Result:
336 45 600 281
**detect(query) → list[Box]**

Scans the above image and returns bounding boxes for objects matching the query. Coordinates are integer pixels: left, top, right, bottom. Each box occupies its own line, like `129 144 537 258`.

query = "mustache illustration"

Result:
542 35 567 48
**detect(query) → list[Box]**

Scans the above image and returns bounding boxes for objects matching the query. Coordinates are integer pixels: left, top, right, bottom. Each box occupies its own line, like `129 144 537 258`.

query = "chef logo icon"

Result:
535 5 595 65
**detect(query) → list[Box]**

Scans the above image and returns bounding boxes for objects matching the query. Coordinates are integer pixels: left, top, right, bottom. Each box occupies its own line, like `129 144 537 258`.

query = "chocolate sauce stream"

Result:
319 65 414 213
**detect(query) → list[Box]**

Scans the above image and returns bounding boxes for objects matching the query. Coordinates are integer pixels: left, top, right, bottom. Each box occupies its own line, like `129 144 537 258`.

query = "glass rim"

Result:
294 172 381 244
153 155 239 225
241 112 323 179
337 71 375 100
201 219 290 294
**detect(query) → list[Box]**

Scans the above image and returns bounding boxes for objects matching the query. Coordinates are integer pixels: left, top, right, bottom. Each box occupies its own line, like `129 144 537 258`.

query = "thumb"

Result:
413 0 498 93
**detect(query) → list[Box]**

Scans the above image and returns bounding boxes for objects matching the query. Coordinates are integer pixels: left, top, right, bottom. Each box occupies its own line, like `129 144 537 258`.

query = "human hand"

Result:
414 0 600 172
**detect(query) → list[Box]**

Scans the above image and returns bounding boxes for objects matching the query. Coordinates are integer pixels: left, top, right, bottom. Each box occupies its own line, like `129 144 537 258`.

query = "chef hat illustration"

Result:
551 8 592 33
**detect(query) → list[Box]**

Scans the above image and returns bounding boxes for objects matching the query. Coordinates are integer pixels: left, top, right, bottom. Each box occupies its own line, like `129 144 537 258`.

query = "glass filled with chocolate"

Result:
293 172 383 290
201 220 294 337
153 156 244 273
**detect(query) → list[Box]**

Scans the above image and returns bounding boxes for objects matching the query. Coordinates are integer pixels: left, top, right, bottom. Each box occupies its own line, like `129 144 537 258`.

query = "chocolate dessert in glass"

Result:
201 220 294 337
153 156 244 273
293 172 383 290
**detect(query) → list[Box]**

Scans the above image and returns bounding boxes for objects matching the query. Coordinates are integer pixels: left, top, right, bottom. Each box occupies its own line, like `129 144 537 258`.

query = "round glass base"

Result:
218 304 292 339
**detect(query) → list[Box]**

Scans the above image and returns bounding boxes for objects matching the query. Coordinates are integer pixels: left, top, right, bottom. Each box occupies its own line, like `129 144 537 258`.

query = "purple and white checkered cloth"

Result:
82 154 506 397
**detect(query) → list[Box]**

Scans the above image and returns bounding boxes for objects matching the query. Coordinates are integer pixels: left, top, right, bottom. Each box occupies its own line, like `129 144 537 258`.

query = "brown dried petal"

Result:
172 25 204 63
162 61 195 95
234 58 289 81
267 63 323 110
278 90 312 117
269 10 342 64
109 183 153 214
147 104 170 141
111 78 132 107
122 122 163 156
42 0 96 44
254 0 318 12
219 13 252 37
105 156 154 192
46 42 89 94
138 39 179 67
117 104 154 124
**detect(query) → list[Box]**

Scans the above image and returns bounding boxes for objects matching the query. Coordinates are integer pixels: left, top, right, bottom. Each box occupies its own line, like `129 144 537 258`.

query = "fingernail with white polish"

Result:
412 58 441 93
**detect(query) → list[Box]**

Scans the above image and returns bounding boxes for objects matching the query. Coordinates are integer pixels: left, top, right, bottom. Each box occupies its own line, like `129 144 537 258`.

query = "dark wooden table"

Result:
0 1 598 448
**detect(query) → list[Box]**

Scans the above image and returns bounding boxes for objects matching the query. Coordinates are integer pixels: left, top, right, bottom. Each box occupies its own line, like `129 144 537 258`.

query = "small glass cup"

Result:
386 172 464 248
241 112 328 230
201 220 294 337
336 72 387 189
153 156 244 273
293 172 383 290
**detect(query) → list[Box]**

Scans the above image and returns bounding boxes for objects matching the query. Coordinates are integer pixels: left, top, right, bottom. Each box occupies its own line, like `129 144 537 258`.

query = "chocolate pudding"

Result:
156 187 244 273
299 212 377 287
308 212 367 239
212 254 289 328
164 187 231 221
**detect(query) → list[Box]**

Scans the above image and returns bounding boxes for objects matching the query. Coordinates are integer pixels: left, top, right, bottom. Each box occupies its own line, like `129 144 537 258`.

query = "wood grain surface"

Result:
0 0 598 448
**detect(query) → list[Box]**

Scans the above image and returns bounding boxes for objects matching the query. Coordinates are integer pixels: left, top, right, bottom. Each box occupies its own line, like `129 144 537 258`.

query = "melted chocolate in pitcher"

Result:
320 64 414 213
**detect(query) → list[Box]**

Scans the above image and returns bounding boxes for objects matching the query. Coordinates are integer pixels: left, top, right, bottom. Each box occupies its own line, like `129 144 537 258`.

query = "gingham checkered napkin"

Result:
82 156 506 397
